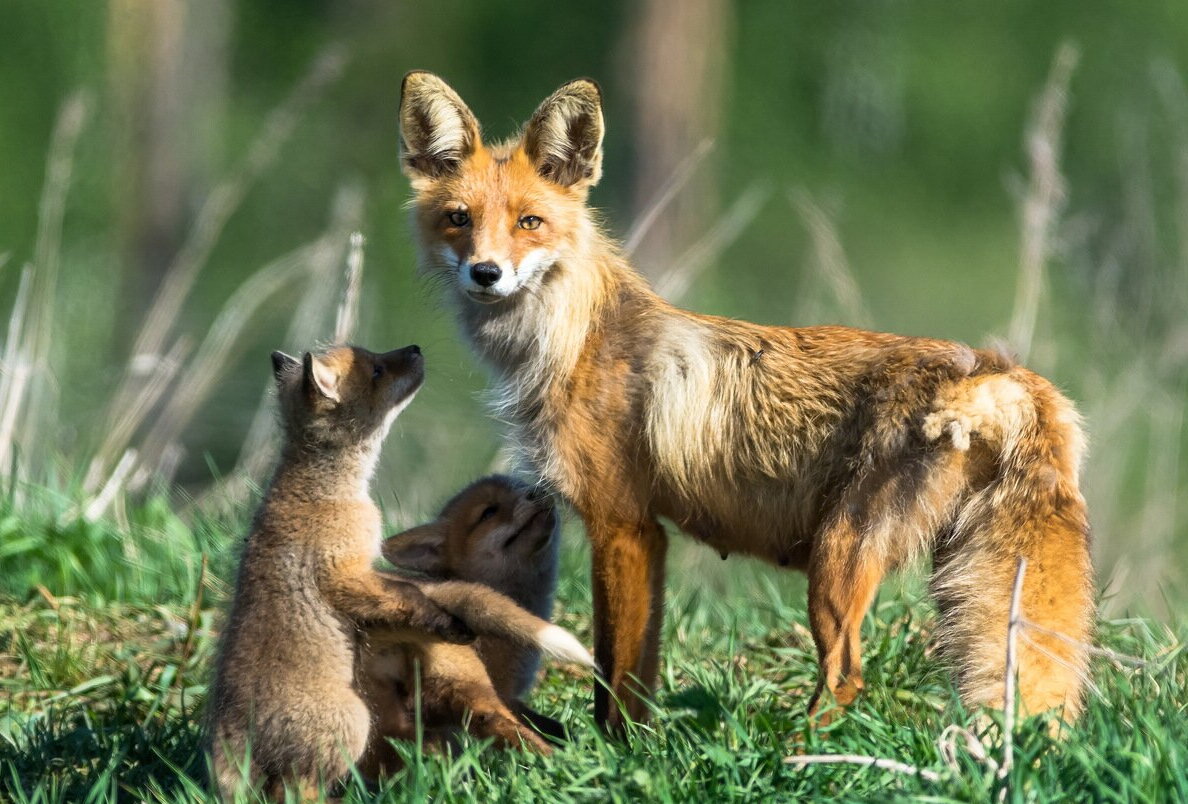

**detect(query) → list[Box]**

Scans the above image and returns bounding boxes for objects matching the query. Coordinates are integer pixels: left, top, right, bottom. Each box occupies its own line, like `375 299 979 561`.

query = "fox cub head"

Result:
383 475 560 593
399 71 604 305
270 345 424 450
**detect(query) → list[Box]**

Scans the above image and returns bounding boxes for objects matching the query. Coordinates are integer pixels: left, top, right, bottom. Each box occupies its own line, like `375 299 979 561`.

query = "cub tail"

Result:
419 580 595 669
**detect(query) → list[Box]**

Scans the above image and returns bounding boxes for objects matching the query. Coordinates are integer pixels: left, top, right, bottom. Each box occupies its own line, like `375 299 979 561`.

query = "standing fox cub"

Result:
397 72 1096 730
206 345 592 800
357 475 568 773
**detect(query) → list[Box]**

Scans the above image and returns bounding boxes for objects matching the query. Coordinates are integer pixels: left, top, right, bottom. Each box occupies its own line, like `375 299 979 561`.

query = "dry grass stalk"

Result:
655 183 768 303
83 449 139 523
0 92 92 482
130 239 326 485
82 337 193 493
997 556 1027 800
784 753 941 783
87 45 347 492
0 265 35 476
1007 43 1078 362
937 724 996 775
623 138 715 257
129 45 346 365
28 91 91 370
790 189 872 328
1020 618 1153 670
334 232 365 343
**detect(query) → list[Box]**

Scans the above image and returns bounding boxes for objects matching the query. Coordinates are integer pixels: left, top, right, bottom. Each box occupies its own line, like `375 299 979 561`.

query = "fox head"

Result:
270 345 424 450
399 72 604 305
383 475 559 591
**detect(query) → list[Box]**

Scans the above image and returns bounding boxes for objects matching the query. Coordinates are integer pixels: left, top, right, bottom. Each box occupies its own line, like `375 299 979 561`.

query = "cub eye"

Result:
447 210 471 227
518 215 542 231
372 364 384 380
478 504 499 523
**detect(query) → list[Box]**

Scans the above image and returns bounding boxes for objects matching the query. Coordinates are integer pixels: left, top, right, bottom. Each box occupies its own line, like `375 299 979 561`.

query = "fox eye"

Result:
372 364 384 380
447 210 471 227
518 215 542 231
477 504 498 523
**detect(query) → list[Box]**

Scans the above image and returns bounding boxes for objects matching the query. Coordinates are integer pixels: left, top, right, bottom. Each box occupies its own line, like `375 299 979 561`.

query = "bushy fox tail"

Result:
419 580 596 669
925 369 1095 721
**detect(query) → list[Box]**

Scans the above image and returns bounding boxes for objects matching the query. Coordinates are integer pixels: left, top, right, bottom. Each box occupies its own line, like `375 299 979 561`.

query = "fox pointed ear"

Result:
399 71 480 182
271 350 300 382
382 524 446 574
302 352 341 403
523 78 604 189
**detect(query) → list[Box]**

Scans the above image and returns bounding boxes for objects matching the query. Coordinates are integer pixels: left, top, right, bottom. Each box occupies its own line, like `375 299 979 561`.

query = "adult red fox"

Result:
397 72 1095 730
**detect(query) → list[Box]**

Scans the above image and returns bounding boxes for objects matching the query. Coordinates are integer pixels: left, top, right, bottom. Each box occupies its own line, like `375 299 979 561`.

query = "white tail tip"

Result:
537 624 595 668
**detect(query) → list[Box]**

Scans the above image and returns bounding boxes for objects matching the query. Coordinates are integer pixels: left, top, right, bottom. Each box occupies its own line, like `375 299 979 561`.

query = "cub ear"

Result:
302 352 341 403
399 71 481 183
271 350 300 382
523 78 604 190
382 524 446 575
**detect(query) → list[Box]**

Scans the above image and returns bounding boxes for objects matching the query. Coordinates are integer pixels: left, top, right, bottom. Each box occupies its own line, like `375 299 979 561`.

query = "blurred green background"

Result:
1 0 1185 614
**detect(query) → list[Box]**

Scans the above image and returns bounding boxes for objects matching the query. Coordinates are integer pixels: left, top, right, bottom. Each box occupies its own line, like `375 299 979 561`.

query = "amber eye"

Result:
518 215 542 231
478 504 499 523
447 210 471 227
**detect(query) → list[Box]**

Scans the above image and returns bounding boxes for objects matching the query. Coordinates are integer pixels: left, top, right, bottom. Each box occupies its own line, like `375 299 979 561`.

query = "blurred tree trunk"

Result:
624 0 731 280
106 0 229 316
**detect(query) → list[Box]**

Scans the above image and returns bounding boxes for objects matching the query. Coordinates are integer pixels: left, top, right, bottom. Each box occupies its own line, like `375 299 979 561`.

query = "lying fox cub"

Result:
205 345 592 801
358 474 568 772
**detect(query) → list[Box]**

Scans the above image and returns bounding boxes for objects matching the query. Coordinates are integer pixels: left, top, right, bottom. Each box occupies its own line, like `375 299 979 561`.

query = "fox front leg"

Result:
586 514 667 731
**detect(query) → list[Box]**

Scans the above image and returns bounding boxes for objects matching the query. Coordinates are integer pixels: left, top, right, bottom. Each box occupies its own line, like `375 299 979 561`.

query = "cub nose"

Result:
470 261 502 287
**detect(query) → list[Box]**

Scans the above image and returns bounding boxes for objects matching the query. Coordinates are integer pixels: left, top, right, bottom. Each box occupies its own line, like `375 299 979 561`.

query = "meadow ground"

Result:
1 498 1185 803
1 39 1186 802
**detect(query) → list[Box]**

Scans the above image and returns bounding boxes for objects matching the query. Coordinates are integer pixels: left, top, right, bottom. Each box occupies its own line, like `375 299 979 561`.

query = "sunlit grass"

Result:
0 484 230 604
1 512 1185 803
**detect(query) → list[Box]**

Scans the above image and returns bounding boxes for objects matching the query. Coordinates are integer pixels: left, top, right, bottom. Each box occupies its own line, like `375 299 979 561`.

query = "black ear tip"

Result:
271 350 298 375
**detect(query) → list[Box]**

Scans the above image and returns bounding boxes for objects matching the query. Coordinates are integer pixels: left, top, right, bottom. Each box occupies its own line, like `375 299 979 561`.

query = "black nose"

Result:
470 262 502 287
407 344 421 355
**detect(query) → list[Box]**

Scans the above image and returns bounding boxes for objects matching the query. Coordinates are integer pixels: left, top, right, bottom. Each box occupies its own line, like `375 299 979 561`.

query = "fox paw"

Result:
420 605 475 644
390 579 476 643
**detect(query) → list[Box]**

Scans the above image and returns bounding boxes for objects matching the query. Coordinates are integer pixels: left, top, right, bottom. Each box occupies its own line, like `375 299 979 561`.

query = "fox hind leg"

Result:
465 703 554 753
806 516 888 723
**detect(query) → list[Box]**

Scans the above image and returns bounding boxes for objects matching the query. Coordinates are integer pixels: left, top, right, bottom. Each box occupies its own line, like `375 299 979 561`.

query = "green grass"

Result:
2 506 1186 803
0 483 234 604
